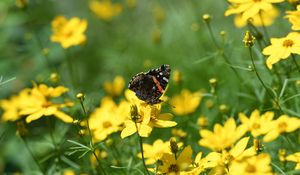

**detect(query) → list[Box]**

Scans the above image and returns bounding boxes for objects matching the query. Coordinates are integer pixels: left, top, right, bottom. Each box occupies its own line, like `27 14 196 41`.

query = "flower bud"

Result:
170 137 179 155
202 14 211 23
243 31 255 47
76 93 85 101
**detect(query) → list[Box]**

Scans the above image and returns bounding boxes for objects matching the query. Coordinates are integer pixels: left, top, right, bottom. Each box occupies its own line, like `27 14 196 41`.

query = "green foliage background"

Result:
0 0 299 174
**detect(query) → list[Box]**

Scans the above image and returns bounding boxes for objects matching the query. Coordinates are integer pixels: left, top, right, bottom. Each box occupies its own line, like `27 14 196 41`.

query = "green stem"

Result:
259 12 270 44
79 99 107 175
205 22 243 82
291 54 300 74
23 8 54 71
20 136 45 174
46 117 62 173
248 47 283 113
65 49 76 88
134 123 150 175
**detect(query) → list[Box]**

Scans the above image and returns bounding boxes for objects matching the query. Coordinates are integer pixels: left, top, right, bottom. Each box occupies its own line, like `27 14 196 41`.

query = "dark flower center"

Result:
283 39 294 47
103 121 113 128
168 164 179 173
278 122 287 133
246 164 256 172
252 123 260 129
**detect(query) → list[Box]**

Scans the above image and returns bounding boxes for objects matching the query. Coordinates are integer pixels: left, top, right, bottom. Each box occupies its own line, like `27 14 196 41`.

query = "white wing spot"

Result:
163 77 168 82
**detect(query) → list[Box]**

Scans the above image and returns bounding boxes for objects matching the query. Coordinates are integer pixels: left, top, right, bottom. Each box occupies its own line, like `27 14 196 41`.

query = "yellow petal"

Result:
230 137 249 157
26 109 45 123
54 110 73 123
121 121 136 139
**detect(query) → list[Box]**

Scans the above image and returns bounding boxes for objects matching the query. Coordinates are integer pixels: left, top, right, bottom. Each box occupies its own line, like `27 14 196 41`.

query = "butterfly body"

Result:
128 64 171 104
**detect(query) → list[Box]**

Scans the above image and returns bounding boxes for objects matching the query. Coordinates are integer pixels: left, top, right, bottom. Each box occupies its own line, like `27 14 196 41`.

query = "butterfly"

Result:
128 64 171 104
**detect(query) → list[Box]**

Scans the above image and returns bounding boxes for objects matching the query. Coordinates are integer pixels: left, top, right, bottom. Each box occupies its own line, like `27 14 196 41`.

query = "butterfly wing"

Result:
128 64 171 104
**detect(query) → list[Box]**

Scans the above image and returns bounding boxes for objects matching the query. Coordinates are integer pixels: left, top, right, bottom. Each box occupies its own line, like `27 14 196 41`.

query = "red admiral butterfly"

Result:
128 64 171 104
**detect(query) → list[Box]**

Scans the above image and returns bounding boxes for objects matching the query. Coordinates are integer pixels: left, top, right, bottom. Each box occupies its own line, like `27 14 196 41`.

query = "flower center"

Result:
223 153 234 165
283 39 294 47
168 164 179 173
252 123 261 129
103 121 112 128
278 122 287 133
245 164 256 172
42 101 52 108
253 0 261 2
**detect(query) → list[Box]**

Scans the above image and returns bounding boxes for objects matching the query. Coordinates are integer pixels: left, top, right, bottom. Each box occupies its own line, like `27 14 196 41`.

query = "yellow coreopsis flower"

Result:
121 90 177 138
170 89 202 116
160 146 193 174
89 97 128 142
50 16 87 49
89 0 122 21
234 7 279 28
239 109 274 137
205 137 256 174
262 32 300 69
199 118 247 151
286 152 300 170
103 75 125 97
20 84 73 123
186 152 210 175
286 5 300 30
229 153 273 175
138 139 183 165
225 0 284 21
0 89 33 122
263 115 300 142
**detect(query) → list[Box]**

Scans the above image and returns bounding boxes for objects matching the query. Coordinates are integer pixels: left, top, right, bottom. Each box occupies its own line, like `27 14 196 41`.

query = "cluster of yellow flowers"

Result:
5 0 300 174
225 0 300 69
0 83 73 123
139 109 300 174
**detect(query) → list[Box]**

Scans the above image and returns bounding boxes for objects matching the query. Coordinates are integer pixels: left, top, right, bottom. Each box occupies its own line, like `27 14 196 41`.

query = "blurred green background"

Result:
0 0 295 174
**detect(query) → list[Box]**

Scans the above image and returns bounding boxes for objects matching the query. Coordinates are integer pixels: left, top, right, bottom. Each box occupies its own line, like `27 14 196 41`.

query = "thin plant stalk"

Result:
78 97 107 175
248 47 283 113
134 123 151 175
20 136 45 174
204 21 243 82
46 117 62 173
259 12 270 44
291 54 300 74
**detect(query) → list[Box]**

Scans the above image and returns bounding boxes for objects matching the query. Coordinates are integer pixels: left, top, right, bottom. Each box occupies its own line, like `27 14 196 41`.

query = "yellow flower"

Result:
138 139 182 165
16 0 28 8
199 118 247 151
89 97 128 142
186 152 210 175
170 89 202 116
0 88 33 122
171 128 187 138
89 0 122 21
172 70 182 84
263 115 300 142
103 75 125 97
205 137 256 174
225 0 284 21
286 152 300 170
50 16 87 48
286 5 300 30
160 146 193 174
197 116 208 128
239 109 274 137
20 84 73 123
262 32 300 69
234 7 279 28
229 153 273 175
121 90 177 138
